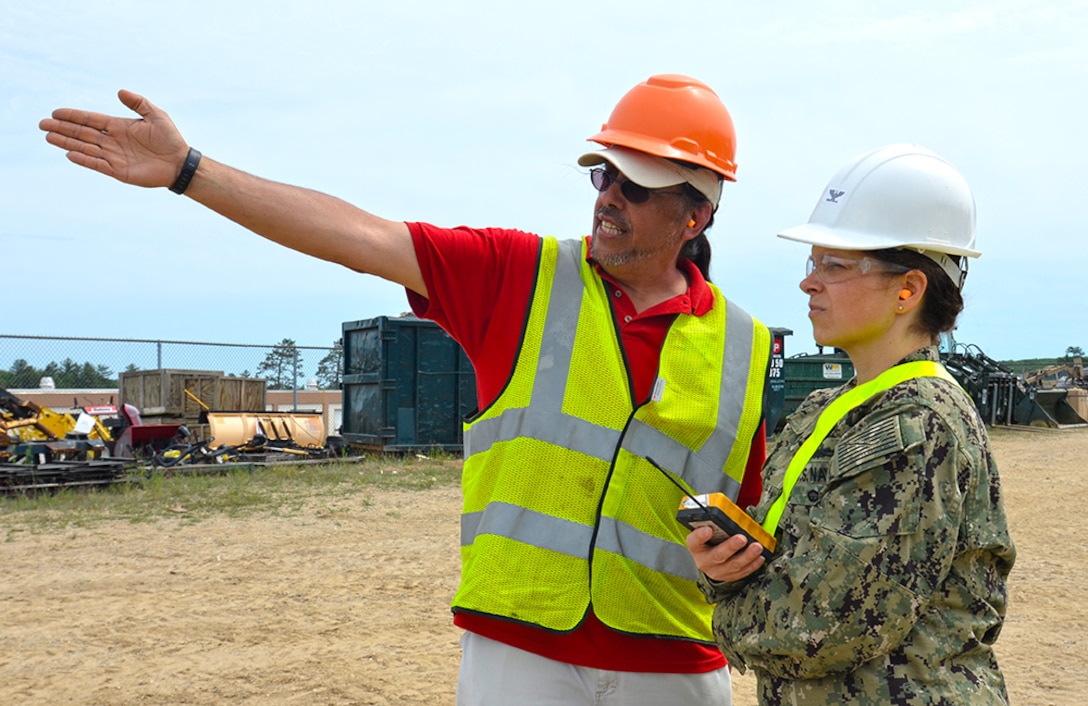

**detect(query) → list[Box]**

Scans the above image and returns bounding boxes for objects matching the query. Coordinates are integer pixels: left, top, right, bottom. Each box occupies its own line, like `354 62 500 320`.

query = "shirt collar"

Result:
584 236 714 316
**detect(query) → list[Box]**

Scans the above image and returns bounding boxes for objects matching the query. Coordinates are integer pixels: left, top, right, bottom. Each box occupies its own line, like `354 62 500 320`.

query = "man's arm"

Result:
39 89 425 296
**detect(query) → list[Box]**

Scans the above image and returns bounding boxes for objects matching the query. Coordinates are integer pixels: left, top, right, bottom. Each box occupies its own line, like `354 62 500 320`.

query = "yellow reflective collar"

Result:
761 360 958 536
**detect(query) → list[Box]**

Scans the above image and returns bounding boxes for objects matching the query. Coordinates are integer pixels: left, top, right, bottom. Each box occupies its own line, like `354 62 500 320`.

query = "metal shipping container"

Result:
777 350 855 431
341 316 477 452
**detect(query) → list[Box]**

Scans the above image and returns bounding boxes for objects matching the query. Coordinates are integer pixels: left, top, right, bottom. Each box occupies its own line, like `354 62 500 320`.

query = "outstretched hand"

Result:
39 90 189 189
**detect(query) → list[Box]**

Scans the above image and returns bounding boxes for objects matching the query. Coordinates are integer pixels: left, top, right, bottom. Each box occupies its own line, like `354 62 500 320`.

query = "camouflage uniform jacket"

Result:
701 346 1016 705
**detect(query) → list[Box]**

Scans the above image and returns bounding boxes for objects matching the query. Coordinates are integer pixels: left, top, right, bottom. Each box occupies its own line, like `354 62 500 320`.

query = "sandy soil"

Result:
2 426 1085 705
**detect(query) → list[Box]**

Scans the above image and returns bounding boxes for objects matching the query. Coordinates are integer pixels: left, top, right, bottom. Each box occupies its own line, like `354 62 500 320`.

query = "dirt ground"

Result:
2 426 1085 705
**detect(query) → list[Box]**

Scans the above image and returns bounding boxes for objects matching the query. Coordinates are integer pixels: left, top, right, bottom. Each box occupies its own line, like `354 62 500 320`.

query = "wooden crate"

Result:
120 370 266 419
120 369 223 417
214 377 267 413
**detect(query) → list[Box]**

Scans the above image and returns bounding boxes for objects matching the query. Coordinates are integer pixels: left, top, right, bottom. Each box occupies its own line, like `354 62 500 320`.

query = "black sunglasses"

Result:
589 168 683 204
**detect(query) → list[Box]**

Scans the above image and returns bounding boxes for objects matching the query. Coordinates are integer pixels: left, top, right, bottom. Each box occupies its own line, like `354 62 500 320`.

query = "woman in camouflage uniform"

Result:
687 144 1015 705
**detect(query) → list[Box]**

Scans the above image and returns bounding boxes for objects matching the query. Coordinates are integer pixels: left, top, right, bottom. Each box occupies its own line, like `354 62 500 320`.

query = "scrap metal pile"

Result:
0 458 134 495
942 346 1088 428
2 386 345 495
138 404 346 470
1 387 130 493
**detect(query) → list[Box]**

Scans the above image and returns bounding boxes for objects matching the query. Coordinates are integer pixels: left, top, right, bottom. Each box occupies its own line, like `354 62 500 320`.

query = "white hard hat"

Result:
779 144 979 286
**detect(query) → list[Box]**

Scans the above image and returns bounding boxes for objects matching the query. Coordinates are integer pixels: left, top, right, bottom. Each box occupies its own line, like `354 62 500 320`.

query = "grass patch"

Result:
1 452 462 537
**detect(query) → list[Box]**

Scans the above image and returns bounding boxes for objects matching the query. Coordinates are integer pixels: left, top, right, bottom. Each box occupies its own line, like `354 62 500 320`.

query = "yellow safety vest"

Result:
455 237 771 641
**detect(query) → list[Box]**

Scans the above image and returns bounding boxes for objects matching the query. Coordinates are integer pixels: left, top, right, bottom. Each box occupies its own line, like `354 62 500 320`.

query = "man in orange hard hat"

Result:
41 74 771 705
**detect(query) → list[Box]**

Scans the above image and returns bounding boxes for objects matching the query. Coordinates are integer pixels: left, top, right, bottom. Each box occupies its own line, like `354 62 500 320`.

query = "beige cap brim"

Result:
578 146 722 209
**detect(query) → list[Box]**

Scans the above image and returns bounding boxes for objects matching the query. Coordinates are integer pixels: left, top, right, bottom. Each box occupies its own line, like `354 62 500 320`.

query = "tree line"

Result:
4 342 1076 392
0 358 118 389
1 339 344 391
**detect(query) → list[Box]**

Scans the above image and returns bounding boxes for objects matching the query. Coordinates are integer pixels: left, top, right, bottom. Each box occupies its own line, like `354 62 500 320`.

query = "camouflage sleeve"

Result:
713 401 968 680
698 574 746 604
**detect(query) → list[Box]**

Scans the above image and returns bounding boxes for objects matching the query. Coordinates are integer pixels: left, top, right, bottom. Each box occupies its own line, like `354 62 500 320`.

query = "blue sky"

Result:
2 1 1084 361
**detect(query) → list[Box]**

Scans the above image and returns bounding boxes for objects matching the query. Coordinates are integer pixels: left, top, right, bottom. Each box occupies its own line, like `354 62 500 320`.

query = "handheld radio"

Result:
646 456 776 562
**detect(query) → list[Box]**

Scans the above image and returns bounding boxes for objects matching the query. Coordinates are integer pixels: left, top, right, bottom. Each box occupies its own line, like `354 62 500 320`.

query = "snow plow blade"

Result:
206 411 326 449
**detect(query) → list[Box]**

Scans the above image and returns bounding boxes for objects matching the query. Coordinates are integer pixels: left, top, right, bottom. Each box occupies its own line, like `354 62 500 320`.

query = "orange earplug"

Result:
899 288 912 299
688 219 696 228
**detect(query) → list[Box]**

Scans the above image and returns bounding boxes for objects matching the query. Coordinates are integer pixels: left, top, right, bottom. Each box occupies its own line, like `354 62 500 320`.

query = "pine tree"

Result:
315 339 344 390
257 338 303 390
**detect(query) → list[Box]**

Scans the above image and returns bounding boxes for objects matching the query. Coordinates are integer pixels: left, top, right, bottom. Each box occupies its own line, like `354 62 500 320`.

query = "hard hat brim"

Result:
777 223 982 258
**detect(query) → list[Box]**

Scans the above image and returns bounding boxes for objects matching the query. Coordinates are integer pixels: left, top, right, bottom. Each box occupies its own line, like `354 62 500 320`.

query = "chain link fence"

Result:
0 334 341 392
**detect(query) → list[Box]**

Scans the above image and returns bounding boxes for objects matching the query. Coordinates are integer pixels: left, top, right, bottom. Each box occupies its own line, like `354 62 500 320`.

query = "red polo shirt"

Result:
406 223 765 673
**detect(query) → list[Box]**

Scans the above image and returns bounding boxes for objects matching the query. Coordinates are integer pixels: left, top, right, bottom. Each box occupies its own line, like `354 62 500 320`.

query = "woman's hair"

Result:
678 183 715 281
872 247 964 339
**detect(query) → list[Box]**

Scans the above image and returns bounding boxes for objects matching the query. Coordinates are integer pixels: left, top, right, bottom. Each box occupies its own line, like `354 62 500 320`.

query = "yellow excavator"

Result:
1020 358 1088 427
1 387 112 461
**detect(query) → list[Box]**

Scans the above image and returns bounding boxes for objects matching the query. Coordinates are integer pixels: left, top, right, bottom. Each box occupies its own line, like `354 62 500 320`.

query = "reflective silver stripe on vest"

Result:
465 239 619 461
464 406 621 460
461 502 593 557
595 516 701 582
461 503 699 582
620 420 742 500
706 297 757 457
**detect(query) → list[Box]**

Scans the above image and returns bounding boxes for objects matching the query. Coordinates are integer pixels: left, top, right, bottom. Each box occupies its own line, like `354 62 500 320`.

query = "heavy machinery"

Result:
1020 357 1087 427
1 387 111 462
1022 358 1085 388
775 343 1088 431
1 387 132 494
942 346 1088 428
110 403 192 459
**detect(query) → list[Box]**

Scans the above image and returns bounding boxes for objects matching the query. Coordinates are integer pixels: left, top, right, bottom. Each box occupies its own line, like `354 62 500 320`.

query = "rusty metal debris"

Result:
0 458 134 496
2 385 351 495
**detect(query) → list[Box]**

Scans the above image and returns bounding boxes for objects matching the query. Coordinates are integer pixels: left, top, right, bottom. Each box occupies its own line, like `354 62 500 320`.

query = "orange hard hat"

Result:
587 74 738 181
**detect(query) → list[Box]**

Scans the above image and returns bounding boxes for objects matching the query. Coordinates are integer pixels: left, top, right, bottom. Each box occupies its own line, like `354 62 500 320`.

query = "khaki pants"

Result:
457 632 733 706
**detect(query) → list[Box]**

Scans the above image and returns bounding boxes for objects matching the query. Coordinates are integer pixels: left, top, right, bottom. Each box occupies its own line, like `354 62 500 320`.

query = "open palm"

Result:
40 90 188 189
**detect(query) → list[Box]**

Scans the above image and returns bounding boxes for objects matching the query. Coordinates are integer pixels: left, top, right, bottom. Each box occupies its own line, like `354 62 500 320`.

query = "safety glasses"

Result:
589 168 684 204
805 254 911 284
